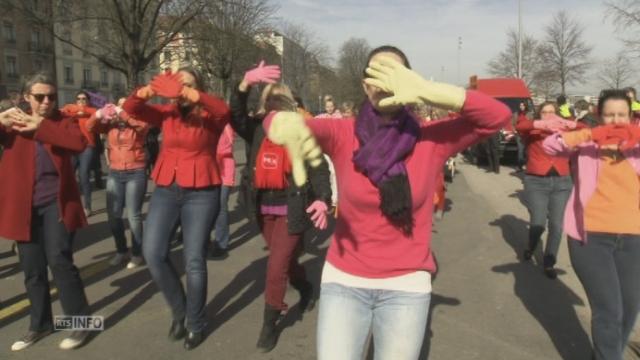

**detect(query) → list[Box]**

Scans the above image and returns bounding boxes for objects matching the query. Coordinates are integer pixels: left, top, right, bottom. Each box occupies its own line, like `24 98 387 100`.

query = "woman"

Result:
231 62 332 353
209 123 235 259
264 45 511 359
86 98 149 269
543 89 640 360
0 72 91 351
61 91 97 216
516 101 577 279
122 68 230 350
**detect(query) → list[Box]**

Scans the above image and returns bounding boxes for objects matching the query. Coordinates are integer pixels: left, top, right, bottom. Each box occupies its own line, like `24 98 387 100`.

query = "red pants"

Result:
259 214 306 310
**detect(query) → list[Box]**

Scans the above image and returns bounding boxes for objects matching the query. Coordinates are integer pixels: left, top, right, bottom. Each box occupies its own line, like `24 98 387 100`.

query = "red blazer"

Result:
0 112 88 241
516 117 572 176
123 91 230 188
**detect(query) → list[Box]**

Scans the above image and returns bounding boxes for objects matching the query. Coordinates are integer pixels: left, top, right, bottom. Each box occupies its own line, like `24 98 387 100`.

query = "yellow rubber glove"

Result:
364 56 466 111
136 85 155 100
267 111 323 186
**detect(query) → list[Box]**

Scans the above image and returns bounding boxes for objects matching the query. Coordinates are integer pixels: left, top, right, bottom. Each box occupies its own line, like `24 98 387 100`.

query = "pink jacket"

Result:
216 124 236 186
542 133 640 242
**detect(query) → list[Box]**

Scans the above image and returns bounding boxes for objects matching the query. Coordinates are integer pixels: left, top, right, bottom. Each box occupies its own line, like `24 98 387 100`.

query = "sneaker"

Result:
126 256 144 269
58 330 90 350
11 329 53 351
109 253 128 266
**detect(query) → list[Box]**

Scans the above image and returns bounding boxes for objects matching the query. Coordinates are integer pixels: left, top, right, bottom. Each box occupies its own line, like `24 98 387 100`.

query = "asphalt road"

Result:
1 155 639 359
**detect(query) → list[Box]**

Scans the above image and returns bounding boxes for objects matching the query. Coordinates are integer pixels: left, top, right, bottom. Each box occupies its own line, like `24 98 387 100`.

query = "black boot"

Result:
290 279 315 312
168 318 186 341
256 304 282 353
543 254 557 279
184 331 204 350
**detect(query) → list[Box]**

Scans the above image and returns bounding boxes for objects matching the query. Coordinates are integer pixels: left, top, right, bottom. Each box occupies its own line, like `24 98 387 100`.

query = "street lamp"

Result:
517 0 523 79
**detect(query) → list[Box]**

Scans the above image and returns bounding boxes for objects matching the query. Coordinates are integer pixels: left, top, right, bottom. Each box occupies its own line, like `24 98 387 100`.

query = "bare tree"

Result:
538 10 593 94
278 21 331 105
187 0 278 99
605 0 640 58
1 0 207 89
596 51 636 89
336 38 371 103
487 29 543 89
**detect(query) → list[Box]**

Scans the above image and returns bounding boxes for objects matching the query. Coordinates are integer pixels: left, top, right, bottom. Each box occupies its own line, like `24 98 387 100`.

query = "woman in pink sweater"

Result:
265 45 511 359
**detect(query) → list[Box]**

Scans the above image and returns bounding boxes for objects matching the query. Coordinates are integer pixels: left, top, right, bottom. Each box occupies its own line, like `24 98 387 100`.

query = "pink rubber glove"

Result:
96 104 118 123
243 60 281 86
306 200 328 230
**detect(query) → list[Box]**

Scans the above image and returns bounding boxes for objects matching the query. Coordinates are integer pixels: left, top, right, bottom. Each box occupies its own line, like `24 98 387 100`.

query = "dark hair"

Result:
22 72 56 94
624 86 637 98
76 90 89 99
177 66 207 92
519 101 528 112
574 99 590 112
362 45 411 78
597 89 631 116
556 95 567 105
293 94 305 109
536 101 558 119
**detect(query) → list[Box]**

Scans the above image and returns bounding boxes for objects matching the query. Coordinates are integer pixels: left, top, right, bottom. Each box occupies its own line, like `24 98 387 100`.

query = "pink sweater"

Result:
216 124 236 186
543 133 640 242
307 91 510 277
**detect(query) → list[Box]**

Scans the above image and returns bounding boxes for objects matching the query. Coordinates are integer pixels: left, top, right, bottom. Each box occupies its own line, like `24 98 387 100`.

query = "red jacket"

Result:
0 112 88 241
516 117 571 176
61 104 97 146
86 110 149 171
123 91 230 188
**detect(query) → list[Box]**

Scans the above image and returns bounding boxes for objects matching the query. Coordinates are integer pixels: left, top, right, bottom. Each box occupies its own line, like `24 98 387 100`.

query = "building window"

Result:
6 56 17 77
100 69 108 87
83 68 91 82
163 50 171 64
3 21 15 43
64 64 73 84
30 30 41 51
33 59 43 71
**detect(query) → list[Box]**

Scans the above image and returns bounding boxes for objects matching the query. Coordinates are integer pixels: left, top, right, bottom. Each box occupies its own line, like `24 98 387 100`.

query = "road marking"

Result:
0 258 111 321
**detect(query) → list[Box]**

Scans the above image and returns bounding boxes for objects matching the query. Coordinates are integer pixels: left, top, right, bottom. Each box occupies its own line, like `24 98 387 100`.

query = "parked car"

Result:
466 76 533 165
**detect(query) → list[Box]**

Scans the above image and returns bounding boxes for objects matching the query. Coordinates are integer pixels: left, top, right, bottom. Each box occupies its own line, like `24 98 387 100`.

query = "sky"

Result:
273 0 624 95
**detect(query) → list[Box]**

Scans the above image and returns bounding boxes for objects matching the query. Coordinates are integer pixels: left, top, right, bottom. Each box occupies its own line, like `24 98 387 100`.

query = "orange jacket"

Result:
86 110 149 171
61 104 97 146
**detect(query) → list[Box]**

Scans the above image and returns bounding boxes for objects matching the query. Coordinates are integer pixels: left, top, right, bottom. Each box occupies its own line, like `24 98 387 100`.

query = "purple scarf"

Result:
353 101 420 186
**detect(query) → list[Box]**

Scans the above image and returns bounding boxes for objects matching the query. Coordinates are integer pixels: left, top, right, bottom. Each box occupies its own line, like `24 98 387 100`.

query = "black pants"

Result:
483 133 500 173
569 233 640 360
17 203 90 332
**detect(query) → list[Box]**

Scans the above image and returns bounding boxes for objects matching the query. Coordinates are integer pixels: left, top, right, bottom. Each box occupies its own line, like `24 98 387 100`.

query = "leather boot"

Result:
256 304 282 353
290 279 315 312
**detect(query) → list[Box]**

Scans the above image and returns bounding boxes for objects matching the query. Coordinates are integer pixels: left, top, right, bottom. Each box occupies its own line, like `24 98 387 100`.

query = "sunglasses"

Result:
31 93 57 103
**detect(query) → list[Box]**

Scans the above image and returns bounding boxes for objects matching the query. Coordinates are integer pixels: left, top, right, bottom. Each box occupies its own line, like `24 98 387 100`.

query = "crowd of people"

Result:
1 44 640 360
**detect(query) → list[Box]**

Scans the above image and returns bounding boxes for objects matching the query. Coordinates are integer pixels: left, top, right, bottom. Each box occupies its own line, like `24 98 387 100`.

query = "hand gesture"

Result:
306 200 329 230
266 111 323 186
7 108 44 133
243 60 281 86
150 72 184 99
364 56 465 111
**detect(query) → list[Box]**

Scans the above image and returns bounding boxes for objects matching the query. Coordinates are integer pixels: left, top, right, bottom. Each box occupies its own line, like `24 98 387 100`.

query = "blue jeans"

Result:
106 169 147 257
73 146 95 211
569 233 640 360
212 185 231 249
523 174 572 267
143 183 220 332
317 282 431 360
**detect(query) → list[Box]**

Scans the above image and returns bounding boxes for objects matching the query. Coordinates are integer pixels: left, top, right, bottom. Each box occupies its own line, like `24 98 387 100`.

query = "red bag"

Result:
254 138 291 190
